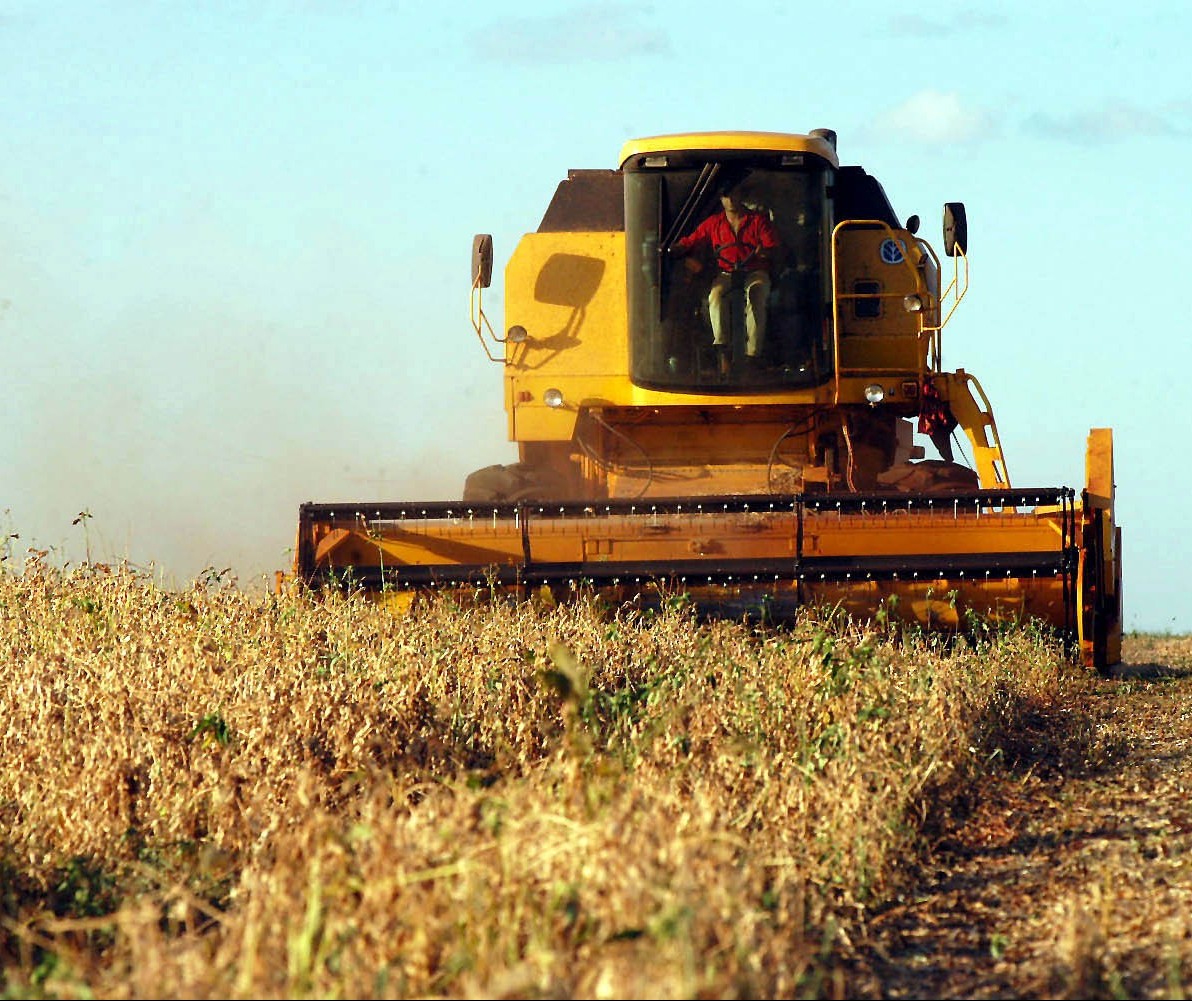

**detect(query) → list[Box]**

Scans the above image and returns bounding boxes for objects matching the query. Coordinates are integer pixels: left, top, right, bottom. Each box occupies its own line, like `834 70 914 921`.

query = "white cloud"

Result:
471 3 669 65
883 12 1007 37
866 90 997 145
1023 101 1190 143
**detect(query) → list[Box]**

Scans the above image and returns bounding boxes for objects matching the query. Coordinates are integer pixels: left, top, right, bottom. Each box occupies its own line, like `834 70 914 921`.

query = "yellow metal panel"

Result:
314 505 1071 573
505 232 627 372
618 132 839 168
1086 427 1117 601
833 225 925 374
1085 428 1114 511
804 509 1065 558
321 527 525 571
1078 428 1121 671
503 232 626 442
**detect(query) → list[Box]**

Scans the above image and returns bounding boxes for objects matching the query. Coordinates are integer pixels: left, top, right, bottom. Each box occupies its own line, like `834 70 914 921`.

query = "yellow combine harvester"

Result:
291 129 1123 671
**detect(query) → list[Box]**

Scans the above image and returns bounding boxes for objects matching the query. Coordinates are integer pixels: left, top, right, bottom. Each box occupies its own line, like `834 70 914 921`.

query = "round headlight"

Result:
902 294 923 313
543 388 565 409
864 384 886 405
506 324 528 343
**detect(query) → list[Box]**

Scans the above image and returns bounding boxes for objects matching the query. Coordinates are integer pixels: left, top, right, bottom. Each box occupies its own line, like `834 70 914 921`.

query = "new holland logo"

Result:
879 238 905 265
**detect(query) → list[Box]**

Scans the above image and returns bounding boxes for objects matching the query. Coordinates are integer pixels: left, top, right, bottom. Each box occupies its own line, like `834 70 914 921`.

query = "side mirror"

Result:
943 203 968 257
472 233 493 288
905 214 920 235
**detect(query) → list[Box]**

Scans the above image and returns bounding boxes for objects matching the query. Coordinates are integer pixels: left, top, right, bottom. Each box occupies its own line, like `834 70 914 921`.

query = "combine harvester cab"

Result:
292 129 1123 673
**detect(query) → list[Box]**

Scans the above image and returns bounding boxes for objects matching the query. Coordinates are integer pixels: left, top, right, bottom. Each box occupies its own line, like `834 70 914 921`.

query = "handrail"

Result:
470 270 529 365
920 241 969 342
469 274 503 363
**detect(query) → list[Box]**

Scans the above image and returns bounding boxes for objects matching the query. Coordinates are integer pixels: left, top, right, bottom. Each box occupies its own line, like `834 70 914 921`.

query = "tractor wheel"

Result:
462 463 570 503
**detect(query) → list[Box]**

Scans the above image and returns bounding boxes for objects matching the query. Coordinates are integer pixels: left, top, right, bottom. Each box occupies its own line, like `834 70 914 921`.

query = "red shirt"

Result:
677 209 778 272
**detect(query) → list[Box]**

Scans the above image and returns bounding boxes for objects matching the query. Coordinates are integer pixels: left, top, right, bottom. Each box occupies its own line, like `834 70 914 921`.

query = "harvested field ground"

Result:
851 634 1192 1000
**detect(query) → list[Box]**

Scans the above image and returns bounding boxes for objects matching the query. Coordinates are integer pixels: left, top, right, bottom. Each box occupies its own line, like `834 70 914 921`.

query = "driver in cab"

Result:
669 184 780 374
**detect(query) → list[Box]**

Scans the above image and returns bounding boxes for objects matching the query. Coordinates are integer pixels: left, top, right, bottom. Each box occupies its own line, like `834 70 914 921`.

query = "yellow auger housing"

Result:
291 129 1123 672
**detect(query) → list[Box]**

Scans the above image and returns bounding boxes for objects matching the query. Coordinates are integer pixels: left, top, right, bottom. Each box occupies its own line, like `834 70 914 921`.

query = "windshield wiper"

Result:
661 163 720 251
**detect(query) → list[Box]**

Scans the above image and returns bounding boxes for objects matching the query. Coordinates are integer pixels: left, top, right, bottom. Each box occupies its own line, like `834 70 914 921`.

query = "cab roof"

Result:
618 130 840 169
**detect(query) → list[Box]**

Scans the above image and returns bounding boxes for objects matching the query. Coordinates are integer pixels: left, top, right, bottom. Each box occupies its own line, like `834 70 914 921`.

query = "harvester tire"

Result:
875 460 980 493
462 463 570 503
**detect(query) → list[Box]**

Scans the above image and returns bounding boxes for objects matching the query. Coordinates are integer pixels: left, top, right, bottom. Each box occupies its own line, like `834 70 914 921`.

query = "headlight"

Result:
506 324 528 343
543 388 565 409
864 384 886 406
903 294 923 313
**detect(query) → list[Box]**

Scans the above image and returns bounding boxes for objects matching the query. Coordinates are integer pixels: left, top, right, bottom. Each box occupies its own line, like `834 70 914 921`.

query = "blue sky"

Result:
3 1 1189 633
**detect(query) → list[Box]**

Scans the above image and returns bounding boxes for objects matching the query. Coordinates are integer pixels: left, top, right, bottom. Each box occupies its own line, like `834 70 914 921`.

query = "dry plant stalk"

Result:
0 558 1067 998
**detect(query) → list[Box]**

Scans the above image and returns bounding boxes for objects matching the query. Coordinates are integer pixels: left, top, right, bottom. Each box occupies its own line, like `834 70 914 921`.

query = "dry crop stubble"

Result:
1 558 1079 998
